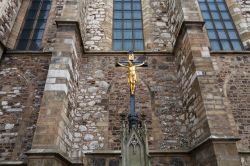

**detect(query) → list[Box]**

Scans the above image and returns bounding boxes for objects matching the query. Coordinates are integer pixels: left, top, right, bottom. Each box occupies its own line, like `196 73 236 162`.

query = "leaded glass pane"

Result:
113 40 122 50
124 40 133 50
124 11 132 19
134 40 144 50
124 30 133 39
211 40 221 50
124 20 132 29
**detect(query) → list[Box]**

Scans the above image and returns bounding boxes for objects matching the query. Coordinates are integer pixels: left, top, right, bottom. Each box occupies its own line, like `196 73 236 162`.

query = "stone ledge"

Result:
0 161 26 166
83 51 173 56
210 51 250 55
4 50 52 56
189 136 241 153
26 149 82 166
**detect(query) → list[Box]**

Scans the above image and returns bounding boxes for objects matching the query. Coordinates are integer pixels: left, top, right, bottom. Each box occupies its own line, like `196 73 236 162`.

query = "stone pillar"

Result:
27 20 82 165
175 21 241 165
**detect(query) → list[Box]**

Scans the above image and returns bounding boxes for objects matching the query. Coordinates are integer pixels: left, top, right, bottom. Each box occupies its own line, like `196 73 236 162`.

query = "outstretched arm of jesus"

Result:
117 62 127 67
135 62 145 67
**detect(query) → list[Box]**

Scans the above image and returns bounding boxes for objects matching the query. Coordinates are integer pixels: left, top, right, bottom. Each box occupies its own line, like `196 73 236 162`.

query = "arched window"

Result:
16 0 51 50
198 0 243 50
113 0 144 51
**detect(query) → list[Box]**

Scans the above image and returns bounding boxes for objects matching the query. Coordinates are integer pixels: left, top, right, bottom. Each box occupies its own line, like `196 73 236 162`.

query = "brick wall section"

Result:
211 53 250 151
143 0 183 51
0 0 21 45
73 54 187 153
0 53 50 160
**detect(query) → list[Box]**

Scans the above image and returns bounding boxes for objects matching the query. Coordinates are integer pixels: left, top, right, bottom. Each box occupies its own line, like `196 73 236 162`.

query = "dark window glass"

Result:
114 20 122 29
124 11 132 19
200 3 208 11
113 40 122 50
134 30 143 39
133 2 141 10
114 30 122 39
232 40 242 50
208 30 217 39
208 3 217 11
16 0 51 50
124 30 133 39
205 20 214 29
198 0 243 50
124 40 133 50
124 2 131 10
16 40 29 50
113 0 144 51
134 40 144 50
114 11 122 19
124 20 132 29
134 20 142 29
211 40 221 50
133 11 141 19
114 2 122 10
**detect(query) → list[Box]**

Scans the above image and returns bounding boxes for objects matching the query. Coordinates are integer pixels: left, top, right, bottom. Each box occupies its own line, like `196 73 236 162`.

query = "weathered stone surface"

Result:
0 53 50 160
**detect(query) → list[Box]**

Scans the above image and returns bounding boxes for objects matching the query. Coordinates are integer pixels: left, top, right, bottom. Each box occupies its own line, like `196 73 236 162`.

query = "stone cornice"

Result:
26 149 82 165
5 50 52 56
83 51 173 56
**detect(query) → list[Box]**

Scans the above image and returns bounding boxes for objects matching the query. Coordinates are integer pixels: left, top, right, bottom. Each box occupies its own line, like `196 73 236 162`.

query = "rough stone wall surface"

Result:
181 0 202 21
72 54 187 154
84 0 112 51
0 53 50 160
238 0 250 28
212 53 250 151
224 0 250 49
143 0 183 51
0 0 21 45
241 154 250 166
175 24 237 149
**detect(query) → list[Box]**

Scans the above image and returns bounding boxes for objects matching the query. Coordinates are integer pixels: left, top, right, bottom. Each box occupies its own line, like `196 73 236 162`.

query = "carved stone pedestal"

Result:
120 114 151 166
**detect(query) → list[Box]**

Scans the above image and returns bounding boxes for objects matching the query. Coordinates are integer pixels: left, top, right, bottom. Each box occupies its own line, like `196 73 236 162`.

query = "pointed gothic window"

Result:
16 0 51 50
198 0 243 51
113 0 144 51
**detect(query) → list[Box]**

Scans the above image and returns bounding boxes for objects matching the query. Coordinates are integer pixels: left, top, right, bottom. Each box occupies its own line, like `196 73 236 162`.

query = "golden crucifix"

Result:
117 52 145 95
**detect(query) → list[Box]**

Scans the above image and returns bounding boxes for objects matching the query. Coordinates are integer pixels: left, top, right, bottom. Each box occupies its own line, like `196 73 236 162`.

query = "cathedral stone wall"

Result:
0 0 21 45
72 54 187 154
84 0 113 51
143 0 183 51
0 53 50 161
212 53 250 152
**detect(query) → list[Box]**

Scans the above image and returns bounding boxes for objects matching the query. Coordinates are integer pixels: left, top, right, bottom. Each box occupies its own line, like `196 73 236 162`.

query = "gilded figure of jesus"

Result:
118 54 145 95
